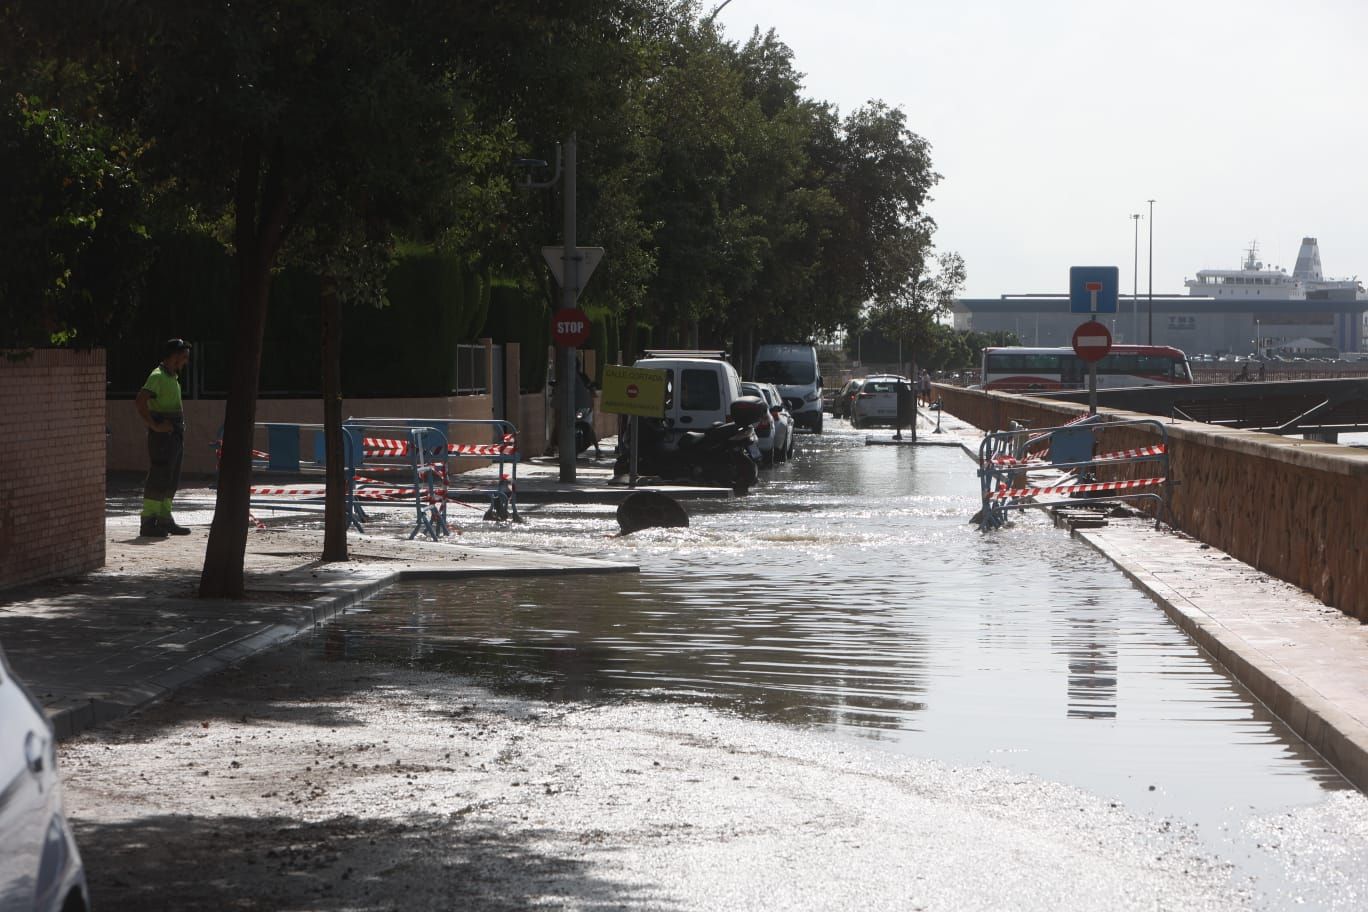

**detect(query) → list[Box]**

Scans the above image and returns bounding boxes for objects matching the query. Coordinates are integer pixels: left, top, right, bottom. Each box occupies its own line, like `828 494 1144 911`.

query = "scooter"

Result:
575 404 600 456
615 396 765 494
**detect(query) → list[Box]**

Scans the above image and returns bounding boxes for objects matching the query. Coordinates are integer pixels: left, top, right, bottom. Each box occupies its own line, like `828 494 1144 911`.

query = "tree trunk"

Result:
321 274 348 561
199 137 289 599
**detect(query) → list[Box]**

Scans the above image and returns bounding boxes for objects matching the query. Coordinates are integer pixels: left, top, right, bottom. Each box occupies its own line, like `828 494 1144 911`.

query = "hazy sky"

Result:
715 0 1368 298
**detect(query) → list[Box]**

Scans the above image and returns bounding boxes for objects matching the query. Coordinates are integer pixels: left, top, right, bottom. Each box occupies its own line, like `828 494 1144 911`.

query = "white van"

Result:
753 344 823 433
633 350 747 449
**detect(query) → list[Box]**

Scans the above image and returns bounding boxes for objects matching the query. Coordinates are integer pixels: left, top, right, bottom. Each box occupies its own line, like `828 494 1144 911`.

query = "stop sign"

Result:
1072 320 1113 363
551 307 591 348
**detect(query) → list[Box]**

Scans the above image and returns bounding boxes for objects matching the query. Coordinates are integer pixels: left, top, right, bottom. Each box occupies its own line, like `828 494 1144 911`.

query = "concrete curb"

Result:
48 558 636 741
1073 529 1368 793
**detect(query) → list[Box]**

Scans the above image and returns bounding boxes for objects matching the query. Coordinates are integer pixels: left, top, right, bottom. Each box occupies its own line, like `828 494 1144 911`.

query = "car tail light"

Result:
758 415 771 431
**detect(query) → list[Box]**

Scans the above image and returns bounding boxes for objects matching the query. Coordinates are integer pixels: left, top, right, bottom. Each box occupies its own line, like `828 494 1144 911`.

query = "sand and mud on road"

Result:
59 649 1260 912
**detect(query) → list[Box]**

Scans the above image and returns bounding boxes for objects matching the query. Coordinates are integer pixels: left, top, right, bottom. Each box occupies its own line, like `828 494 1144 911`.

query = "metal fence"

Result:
454 344 488 395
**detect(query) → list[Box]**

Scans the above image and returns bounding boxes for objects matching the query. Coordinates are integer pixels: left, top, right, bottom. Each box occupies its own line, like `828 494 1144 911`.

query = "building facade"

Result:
953 294 1367 356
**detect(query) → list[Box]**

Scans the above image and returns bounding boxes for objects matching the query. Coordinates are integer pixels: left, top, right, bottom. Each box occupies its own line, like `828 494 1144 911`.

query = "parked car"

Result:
752 343 823 433
831 378 864 420
742 381 794 464
849 374 912 429
631 350 746 451
0 643 89 912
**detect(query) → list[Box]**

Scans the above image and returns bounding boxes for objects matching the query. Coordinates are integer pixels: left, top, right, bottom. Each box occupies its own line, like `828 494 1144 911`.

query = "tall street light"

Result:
1147 199 1155 344
1130 213 1142 343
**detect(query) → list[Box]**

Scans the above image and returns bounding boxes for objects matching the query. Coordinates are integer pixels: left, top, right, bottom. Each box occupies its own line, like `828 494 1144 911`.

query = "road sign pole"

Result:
559 133 578 483
1089 362 1098 415
629 415 639 488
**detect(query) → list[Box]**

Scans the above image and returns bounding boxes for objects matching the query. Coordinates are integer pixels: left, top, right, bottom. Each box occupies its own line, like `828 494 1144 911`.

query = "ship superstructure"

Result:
1185 239 1363 300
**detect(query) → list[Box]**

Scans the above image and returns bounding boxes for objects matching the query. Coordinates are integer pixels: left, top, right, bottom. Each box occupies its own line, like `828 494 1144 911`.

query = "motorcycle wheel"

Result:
575 422 592 454
732 451 759 495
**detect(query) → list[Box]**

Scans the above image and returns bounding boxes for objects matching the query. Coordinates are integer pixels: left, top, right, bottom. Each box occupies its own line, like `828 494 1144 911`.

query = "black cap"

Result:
163 338 191 358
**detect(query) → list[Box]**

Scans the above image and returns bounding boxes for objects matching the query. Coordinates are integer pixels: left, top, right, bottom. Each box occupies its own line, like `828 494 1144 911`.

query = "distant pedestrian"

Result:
918 369 932 406
135 339 192 537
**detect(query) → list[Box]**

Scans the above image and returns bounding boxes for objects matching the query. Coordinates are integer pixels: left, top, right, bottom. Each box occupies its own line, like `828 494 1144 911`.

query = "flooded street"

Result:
301 423 1367 903
61 423 1368 910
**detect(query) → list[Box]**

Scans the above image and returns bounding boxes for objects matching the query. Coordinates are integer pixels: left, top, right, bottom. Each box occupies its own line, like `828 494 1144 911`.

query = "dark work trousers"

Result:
144 416 185 502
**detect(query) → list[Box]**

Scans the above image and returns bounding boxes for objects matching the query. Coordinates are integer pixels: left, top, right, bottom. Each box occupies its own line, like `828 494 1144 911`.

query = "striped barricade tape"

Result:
362 437 410 457
249 485 327 496
988 443 1166 469
989 476 1164 502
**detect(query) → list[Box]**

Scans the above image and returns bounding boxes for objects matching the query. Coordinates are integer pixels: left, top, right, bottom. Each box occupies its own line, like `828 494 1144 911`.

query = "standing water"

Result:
306 424 1366 905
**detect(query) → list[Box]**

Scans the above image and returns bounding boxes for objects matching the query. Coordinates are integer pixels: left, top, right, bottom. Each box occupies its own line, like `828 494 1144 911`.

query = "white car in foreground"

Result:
0 643 88 912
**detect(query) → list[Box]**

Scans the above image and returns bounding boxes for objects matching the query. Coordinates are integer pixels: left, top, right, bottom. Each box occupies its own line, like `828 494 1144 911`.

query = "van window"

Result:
680 369 721 411
755 360 815 384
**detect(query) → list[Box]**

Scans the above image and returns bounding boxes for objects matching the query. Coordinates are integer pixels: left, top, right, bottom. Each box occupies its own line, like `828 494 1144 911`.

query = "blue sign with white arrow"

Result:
1069 266 1119 314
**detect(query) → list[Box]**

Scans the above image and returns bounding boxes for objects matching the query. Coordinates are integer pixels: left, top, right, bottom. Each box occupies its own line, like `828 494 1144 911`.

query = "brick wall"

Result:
933 382 1368 621
0 349 107 590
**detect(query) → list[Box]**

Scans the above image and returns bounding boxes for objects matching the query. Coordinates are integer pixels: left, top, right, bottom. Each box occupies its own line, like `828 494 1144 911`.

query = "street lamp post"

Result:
1130 213 1142 343
1146 199 1155 344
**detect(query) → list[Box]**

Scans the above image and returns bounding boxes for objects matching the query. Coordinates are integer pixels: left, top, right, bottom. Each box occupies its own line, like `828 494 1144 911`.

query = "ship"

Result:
1184 238 1364 300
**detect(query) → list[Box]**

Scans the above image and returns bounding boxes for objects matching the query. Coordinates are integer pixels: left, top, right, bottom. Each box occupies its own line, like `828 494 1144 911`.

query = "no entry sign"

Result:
1072 320 1113 363
551 307 591 348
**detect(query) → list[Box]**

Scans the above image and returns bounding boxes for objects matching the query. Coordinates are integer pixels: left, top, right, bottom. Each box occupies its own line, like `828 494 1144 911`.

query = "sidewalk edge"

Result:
49 559 636 741
1074 528 1368 793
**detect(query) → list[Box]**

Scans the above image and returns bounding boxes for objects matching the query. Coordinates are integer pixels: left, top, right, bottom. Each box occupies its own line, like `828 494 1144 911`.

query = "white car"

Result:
0 644 88 912
742 382 794 464
849 374 913 429
633 351 746 450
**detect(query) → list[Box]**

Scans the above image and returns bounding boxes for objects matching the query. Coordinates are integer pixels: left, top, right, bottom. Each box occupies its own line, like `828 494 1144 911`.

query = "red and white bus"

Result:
980 345 1193 392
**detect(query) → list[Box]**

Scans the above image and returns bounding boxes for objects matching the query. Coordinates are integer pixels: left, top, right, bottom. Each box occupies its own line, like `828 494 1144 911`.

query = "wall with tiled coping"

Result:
933 383 1368 621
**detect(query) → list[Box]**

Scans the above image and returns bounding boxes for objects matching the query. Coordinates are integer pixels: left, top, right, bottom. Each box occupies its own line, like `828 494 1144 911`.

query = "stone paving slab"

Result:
0 518 636 741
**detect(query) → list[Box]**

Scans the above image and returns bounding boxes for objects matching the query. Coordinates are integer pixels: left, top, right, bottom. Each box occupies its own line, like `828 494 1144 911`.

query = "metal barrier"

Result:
977 416 1171 530
217 417 521 541
346 417 521 528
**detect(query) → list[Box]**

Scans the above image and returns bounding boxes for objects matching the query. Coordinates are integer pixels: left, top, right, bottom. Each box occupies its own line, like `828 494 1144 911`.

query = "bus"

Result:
979 345 1193 392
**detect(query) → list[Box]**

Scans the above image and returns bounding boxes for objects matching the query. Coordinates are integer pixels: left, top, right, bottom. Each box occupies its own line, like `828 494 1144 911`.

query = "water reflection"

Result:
307 429 1347 822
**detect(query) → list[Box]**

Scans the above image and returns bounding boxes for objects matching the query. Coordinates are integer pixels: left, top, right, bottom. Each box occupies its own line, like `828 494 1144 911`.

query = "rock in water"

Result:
617 491 689 535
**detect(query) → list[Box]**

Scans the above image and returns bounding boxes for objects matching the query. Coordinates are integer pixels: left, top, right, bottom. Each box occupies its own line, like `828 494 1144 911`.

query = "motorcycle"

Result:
615 396 765 494
575 404 600 456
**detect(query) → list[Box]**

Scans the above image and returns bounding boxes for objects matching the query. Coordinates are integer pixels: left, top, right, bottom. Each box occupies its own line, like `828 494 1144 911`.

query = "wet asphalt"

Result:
60 422 1368 910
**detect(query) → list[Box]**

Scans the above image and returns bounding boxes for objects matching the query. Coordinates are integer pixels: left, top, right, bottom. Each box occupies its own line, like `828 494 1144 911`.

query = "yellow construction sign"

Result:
600 365 667 418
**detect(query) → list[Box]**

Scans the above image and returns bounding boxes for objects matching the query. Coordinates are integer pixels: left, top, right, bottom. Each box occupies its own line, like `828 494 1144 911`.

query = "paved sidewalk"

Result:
0 506 635 740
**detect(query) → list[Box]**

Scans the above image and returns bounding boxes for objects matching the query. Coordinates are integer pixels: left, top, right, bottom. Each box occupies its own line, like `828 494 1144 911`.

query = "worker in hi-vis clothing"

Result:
134 339 193 537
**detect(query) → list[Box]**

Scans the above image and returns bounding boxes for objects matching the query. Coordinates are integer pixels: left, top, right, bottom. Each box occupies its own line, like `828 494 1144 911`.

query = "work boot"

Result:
162 515 192 536
140 516 169 538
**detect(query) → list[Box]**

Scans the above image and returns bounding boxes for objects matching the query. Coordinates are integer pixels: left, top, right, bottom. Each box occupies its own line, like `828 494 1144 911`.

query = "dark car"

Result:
831 379 864 420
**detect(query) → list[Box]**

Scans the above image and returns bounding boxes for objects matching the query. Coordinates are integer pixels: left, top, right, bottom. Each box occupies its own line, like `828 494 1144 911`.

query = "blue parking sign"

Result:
1069 266 1119 314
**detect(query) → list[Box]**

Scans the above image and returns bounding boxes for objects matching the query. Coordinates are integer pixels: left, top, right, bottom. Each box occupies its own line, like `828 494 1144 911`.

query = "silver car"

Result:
0 644 88 912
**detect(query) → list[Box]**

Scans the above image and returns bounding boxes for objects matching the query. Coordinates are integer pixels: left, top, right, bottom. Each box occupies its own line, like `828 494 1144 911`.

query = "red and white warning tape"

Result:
989 444 1166 468
989 476 1164 501
362 436 410 457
